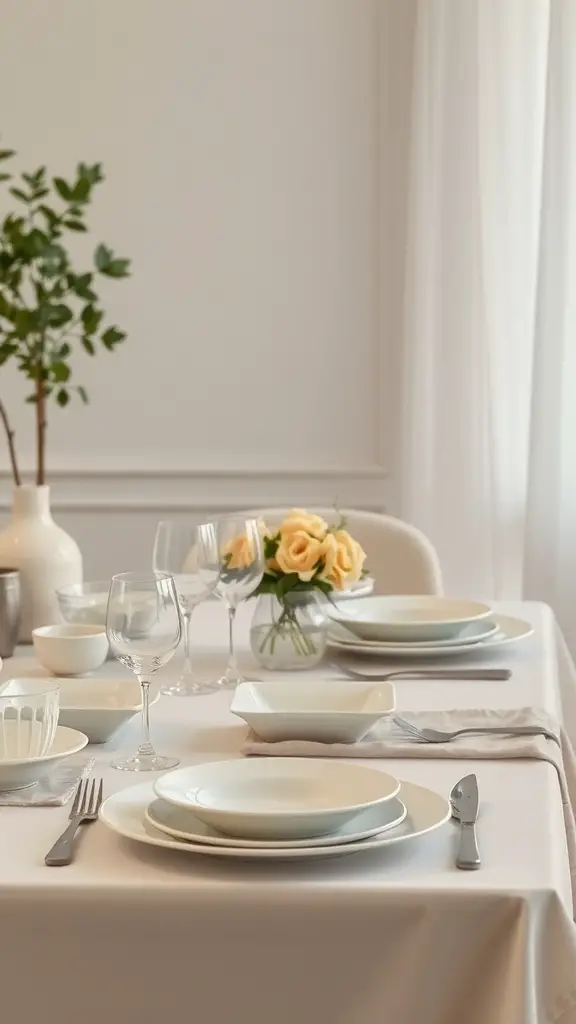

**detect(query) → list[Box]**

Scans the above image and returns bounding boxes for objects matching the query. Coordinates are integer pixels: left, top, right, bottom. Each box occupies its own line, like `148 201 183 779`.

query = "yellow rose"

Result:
275 529 324 582
321 529 366 590
280 509 328 542
222 532 255 570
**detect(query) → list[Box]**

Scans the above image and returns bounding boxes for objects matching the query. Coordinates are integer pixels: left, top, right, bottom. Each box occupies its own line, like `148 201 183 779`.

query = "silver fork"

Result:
329 663 512 683
392 715 559 745
45 777 103 866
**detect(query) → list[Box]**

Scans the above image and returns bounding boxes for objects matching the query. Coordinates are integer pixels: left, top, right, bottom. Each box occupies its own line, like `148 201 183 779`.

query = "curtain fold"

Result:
396 0 574 639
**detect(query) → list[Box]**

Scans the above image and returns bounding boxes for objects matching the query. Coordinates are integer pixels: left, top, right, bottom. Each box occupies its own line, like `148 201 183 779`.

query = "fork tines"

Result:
71 777 104 817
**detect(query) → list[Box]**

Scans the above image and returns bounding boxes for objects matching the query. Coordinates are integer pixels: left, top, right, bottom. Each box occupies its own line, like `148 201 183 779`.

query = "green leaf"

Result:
94 243 112 271
276 573 300 600
63 219 87 232
263 536 278 560
78 163 104 186
81 336 95 356
38 243 67 278
101 326 126 349
70 178 90 202
0 173 11 182
26 227 49 256
13 309 32 339
77 385 89 404
51 362 70 382
56 388 69 407
53 177 73 201
69 272 96 301
31 187 49 200
100 258 130 278
0 341 18 366
81 304 103 334
38 204 60 228
9 187 31 203
0 149 15 161
46 304 73 327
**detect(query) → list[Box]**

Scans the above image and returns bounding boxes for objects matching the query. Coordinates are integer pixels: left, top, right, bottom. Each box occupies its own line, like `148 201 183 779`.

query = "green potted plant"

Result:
0 145 130 639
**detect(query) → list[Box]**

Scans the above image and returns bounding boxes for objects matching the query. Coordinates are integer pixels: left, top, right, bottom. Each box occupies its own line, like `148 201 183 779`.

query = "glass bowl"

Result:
0 679 59 760
56 580 111 629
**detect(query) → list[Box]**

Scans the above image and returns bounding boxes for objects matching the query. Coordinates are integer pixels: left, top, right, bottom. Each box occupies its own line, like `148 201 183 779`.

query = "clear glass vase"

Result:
249 591 327 671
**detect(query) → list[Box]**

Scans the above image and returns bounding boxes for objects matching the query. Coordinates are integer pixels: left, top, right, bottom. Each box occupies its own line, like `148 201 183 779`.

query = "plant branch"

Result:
35 369 46 486
0 396 21 486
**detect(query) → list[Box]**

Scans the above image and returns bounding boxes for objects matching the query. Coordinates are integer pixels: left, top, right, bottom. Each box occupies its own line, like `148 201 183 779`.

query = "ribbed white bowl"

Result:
0 679 59 760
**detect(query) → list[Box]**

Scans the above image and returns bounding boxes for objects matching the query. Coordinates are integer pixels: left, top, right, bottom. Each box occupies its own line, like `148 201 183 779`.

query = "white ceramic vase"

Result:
0 485 83 641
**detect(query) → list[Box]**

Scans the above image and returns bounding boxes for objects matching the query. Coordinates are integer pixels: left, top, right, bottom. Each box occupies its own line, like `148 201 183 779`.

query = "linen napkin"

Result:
0 756 95 807
243 707 576 909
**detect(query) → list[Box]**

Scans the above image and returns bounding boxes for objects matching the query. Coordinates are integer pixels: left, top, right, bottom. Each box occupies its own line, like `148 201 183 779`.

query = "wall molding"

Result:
0 465 390 513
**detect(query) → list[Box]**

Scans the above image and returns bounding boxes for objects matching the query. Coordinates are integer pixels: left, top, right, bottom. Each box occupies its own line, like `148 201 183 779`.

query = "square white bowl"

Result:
8 677 159 744
230 679 395 743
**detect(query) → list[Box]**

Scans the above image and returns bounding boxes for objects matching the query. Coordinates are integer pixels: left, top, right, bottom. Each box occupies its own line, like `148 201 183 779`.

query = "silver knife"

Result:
452 774 481 870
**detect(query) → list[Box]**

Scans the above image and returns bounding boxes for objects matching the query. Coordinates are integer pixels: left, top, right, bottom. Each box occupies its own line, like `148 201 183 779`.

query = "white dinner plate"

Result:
153 759 400 840
330 596 492 643
327 615 533 659
99 780 450 860
328 619 499 650
145 795 408 849
230 679 395 743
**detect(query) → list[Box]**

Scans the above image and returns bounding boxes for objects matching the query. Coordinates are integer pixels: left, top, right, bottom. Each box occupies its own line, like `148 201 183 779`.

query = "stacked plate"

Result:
328 596 533 659
99 758 451 861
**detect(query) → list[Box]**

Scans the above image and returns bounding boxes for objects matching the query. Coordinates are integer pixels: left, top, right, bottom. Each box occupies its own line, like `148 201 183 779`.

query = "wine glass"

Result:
152 521 219 696
106 571 182 771
200 517 264 690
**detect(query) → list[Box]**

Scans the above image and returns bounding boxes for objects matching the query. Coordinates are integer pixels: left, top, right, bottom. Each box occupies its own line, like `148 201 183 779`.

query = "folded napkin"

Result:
243 707 576 912
0 757 95 807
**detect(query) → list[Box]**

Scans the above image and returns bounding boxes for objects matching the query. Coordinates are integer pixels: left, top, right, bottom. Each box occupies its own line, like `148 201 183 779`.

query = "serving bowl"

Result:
154 758 400 841
58 677 159 742
330 596 493 643
32 624 109 676
231 679 395 743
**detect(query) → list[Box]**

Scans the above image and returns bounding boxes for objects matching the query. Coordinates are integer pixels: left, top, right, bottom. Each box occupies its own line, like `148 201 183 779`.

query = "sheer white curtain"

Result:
396 0 576 646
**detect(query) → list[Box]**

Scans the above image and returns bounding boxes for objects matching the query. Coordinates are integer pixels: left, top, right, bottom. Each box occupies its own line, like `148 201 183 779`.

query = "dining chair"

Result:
242 508 443 595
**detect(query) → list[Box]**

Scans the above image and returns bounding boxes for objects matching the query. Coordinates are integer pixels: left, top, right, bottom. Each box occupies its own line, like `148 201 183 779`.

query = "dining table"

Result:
2 599 576 1024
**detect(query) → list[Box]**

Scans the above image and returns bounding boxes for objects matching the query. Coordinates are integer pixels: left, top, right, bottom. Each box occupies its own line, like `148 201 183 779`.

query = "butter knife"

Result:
450 774 481 870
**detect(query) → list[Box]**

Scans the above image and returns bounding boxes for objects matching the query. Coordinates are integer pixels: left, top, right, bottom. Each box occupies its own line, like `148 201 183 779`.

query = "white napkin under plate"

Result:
0 757 95 807
243 707 576 913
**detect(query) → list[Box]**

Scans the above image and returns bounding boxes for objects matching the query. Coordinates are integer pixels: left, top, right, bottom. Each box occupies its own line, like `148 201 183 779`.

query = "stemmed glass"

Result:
152 521 219 696
106 571 182 771
200 517 264 690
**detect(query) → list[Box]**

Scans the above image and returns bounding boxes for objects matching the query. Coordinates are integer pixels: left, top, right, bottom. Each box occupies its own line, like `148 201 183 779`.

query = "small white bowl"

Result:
154 758 400 841
231 679 395 743
0 723 88 790
32 624 109 676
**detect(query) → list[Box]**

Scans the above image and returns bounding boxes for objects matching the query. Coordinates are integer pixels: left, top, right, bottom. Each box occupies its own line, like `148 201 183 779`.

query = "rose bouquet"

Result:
248 509 367 668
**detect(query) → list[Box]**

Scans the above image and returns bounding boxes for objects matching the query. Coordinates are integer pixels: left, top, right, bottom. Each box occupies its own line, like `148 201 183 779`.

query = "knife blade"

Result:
452 774 481 870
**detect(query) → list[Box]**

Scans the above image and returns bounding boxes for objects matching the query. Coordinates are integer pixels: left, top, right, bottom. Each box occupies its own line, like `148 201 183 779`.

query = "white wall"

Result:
0 0 401 576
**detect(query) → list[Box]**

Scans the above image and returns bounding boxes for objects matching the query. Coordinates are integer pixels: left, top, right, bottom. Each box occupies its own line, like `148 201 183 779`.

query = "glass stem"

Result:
137 678 155 757
182 607 195 676
227 603 239 678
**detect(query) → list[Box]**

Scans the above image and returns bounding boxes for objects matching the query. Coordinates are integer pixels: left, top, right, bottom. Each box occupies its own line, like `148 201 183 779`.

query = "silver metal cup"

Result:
0 569 21 658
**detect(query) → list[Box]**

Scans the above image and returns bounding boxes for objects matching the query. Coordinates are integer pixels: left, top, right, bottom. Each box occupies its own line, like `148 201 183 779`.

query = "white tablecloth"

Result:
2 601 576 1024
